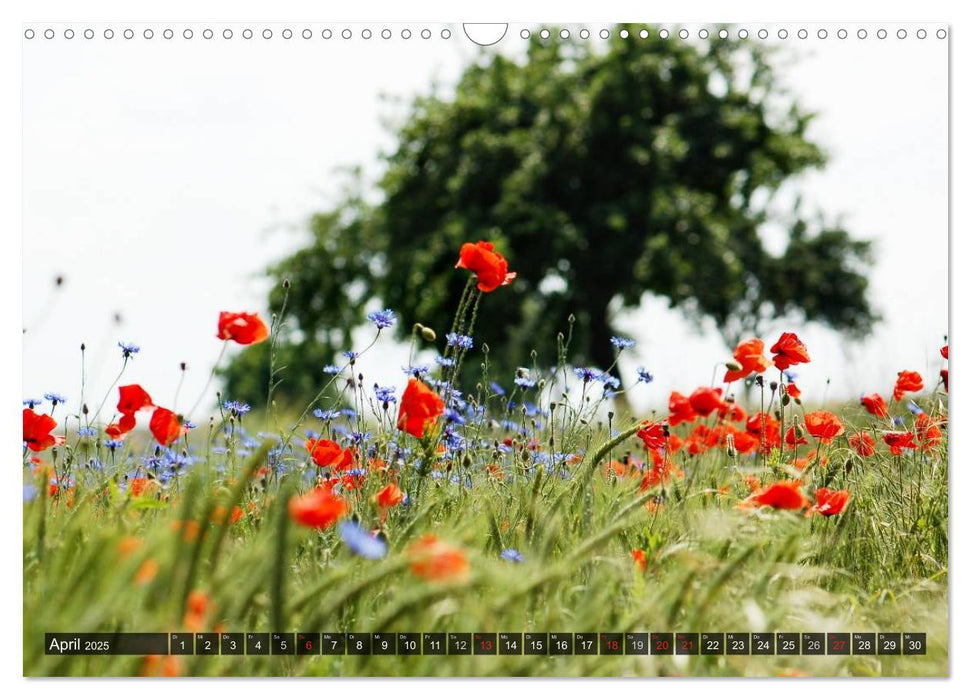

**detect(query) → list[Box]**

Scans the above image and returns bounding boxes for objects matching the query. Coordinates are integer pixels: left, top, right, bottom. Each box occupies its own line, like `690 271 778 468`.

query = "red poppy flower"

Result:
940 369 948 393
723 338 771 382
784 426 808 448
23 409 58 452
454 241 517 293
731 429 760 455
893 370 923 401
719 402 747 423
785 383 801 402
941 344 948 360
740 480 810 511
288 486 349 529
396 378 445 438
636 421 666 450
793 449 827 471
666 433 684 454
149 407 183 446
304 438 354 470
745 412 781 451
769 332 811 371
860 393 889 418
803 410 845 443
640 455 683 490
810 488 850 517
688 387 726 417
117 384 154 415
685 424 713 456
105 413 137 439
375 483 405 509
882 431 918 455
915 414 943 450
407 535 470 581
216 311 270 345
668 391 697 426
849 431 876 458
631 549 647 572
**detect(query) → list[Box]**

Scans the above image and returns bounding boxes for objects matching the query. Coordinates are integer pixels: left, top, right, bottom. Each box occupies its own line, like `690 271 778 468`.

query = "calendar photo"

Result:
21 21 948 678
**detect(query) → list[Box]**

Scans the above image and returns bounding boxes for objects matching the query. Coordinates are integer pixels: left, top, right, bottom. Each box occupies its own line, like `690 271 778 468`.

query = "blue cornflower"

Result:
23 399 43 409
350 432 371 445
104 439 124 450
574 367 601 383
323 364 342 375
443 408 466 425
340 408 357 419
490 382 506 396
374 386 397 404
501 548 524 563
118 341 140 359
636 367 654 384
599 373 621 391
338 520 388 560
435 355 455 368
366 308 397 330
313 408 341 421
342 351 358 362
223 400 251 416
893 416 906 428
783 370 798 383
183 420 197 430
78 427 97 438
403 364 431 378
610 336 636 350
907 401 925 416
514 376 537 389
44 392 67 405
430 470 443 481
446 332 474 350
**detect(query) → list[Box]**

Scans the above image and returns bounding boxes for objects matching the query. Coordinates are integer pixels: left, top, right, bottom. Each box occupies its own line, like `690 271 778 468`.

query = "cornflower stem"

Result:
187 342 228 420
90 357 129 424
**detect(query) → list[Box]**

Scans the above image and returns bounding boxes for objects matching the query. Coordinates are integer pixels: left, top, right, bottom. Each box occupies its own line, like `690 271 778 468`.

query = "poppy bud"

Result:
568 314 576 324
530 349 537 359
462 454 472 468
725 360 743 372
549 402 557 414
770 381 779 392
180 362 187 371
283 278 291 289
481 343 489 354
608 411 615 422
82 403 89 415
55 275 64 287
782 394 790 407
80 343 86 351
754 376 764 387
725 434 737 458
421 326 437 342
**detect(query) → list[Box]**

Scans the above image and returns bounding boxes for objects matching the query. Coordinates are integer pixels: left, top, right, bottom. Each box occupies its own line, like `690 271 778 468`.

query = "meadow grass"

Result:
22 274 948 677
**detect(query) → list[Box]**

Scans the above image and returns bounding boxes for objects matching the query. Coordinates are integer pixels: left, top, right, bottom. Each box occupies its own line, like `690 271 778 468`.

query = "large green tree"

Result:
223 27 877 406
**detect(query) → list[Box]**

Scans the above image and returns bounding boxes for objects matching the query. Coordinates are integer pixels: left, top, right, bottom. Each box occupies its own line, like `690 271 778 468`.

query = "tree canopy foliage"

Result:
223 28 877 406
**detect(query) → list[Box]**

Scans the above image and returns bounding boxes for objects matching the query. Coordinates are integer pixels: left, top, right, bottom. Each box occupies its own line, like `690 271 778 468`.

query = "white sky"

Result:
21 23 948 415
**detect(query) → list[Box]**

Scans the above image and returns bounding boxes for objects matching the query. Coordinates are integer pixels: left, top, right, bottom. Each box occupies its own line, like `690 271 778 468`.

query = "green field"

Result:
22 280 949 678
